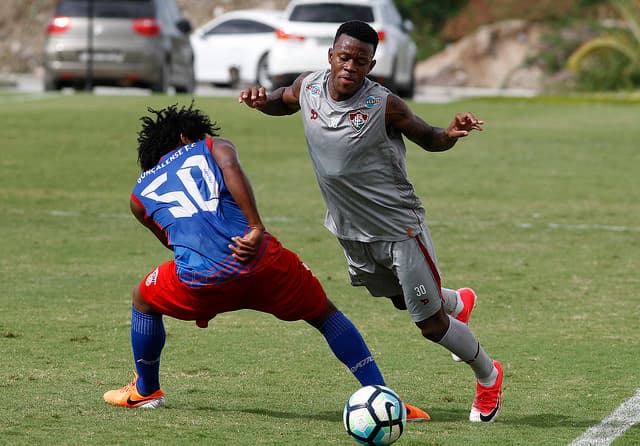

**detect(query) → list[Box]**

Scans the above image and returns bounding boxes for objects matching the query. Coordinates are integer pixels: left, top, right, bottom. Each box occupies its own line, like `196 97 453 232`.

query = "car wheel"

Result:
175 68 195 94
43 71 61 91
256 52 272 90
383 59 398 93
397 59 416 99
75 81 93 92
229 67 240 88
151 62 169 93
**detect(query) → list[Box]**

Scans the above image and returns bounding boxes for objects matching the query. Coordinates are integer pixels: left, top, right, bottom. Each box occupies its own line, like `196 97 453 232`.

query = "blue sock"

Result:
131 306 165 396
319 311 385 386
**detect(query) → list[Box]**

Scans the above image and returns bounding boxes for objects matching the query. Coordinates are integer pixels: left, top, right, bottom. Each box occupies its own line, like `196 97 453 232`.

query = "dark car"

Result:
43 0 195 92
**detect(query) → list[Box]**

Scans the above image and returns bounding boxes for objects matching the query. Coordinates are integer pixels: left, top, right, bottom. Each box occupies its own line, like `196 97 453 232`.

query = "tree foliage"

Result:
393 0 467 59
394 0 466 30
567 0 640 90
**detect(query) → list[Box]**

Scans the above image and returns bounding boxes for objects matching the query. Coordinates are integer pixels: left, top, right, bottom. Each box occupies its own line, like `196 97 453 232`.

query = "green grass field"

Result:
1 91 639 445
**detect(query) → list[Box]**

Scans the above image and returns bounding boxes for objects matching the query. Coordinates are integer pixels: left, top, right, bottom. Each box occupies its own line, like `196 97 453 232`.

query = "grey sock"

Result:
438 317 494 380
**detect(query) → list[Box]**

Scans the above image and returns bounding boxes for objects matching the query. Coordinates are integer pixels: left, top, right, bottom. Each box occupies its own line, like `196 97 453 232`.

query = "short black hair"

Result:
136 102 220 171
333 20 379 53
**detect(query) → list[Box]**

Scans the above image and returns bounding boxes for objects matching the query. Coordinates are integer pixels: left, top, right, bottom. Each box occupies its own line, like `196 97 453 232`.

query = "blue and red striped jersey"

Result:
131 138 265 286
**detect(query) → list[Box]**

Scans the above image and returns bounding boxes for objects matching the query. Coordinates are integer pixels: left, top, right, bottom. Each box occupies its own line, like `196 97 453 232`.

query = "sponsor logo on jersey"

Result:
310 109 318 120
365 95 382 108
306 83 321 96
145 267 159 286
349 111 369 133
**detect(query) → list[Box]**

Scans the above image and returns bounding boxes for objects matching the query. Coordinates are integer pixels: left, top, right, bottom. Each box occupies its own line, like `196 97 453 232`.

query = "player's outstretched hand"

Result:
229 226 264 262
446 112 484 139
238 86 267 110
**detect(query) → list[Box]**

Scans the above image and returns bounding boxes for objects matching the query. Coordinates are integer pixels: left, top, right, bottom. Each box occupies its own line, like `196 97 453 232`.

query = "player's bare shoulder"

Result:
209 137 240 167
285 71 314 107
211 136 235 149
384 93 439 147
292 71 313 93
385 93 417 130
385 93 412 121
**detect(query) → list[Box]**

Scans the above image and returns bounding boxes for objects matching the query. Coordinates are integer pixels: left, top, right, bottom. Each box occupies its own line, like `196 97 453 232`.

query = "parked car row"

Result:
43 0 417 97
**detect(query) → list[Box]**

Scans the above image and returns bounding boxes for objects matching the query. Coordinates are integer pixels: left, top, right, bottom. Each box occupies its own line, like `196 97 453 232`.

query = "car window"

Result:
383 4 402 27
206 19 276 36
289 4 374 23
155 0 175 30
56 0 155 18
162 0 182 21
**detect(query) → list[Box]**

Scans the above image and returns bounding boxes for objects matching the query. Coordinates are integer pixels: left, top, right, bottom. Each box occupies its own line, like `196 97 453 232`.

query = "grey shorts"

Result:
337 227 443 322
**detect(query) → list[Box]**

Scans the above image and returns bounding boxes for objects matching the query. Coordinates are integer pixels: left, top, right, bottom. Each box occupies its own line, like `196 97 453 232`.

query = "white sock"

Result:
441 288 463 316
452 291 464 318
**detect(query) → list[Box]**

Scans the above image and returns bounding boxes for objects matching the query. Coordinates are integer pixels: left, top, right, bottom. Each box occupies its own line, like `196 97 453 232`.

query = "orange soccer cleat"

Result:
404 402 431 421
103 373 165 409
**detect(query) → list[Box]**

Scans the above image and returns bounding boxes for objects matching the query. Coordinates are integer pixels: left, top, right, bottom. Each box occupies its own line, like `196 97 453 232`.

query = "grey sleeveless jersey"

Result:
299 70 425 242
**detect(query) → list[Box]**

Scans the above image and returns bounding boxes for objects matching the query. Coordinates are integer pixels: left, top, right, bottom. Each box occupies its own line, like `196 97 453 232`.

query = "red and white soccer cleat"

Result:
469 361 503 423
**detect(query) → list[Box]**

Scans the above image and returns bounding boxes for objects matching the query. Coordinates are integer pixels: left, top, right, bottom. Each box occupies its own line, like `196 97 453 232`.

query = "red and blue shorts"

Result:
138 240 327 327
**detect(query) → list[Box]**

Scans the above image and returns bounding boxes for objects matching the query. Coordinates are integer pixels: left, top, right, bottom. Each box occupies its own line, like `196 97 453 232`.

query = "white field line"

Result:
569 388 640 446
7 208 640 232
33 210 293 223
0 93 58 104
8 209 640 233
517 222 640 232
430 219 640 233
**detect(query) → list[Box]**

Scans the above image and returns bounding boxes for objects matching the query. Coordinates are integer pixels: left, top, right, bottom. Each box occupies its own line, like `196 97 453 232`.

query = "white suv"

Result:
268 0 417 97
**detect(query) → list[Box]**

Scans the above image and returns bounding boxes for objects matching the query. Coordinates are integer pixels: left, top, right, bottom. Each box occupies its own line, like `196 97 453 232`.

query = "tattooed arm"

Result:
385 93 484 152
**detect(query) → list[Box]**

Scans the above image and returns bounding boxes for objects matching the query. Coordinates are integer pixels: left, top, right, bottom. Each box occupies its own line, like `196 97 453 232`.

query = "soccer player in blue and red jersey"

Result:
103 103 429 421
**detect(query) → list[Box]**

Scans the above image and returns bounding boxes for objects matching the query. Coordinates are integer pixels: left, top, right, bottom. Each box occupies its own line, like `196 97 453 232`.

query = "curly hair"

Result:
136 102 220 171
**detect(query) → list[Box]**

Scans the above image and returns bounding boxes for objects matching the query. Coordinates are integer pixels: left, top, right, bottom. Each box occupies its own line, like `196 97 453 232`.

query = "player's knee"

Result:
416 308 449 342
132 285 153 313
306 299 339 330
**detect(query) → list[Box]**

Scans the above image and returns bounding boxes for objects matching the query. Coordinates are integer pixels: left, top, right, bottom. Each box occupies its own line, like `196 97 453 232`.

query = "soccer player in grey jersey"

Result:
239 20 503 423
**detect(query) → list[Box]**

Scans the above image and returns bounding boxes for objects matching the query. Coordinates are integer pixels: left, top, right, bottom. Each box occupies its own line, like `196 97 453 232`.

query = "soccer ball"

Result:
343 385 407 445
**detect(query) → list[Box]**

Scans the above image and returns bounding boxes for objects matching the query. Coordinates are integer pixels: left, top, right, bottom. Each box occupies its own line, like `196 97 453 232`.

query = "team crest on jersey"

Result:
349 111 369 133
145 267 159 286
306 83 321 96
365 95 382 108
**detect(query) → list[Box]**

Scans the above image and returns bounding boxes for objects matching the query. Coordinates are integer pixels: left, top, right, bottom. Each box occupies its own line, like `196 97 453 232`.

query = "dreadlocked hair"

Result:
136 101 220 171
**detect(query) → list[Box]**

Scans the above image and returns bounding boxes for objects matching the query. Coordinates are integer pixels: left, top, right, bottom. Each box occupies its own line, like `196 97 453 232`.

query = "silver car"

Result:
43 0 195 92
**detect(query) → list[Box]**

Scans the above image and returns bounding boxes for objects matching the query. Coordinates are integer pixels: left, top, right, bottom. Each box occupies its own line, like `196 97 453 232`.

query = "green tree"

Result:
394 0 467 59
394 0 466 29
567 0 640 90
